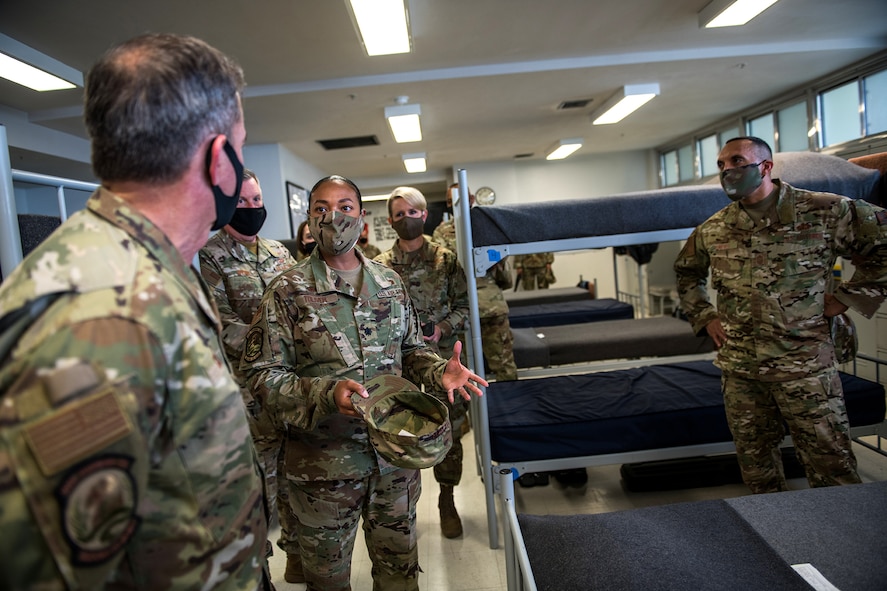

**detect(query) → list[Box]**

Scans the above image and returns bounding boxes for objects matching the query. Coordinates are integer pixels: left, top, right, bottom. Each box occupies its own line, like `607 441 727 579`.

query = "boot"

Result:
438 484 463 538
284 553 305 584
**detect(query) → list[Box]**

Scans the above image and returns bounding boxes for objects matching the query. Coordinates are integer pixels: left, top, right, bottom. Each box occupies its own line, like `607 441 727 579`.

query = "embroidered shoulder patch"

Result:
875 210 887 225
244 326 264 362
57 455 140 566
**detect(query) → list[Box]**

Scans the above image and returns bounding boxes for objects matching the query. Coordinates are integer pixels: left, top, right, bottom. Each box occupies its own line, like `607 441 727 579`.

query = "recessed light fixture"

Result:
385 99 422 143
546 138 583 161
591 84 660 125
347 0 412 56
0 33 81 91
402 153 426 173
699 0 779 28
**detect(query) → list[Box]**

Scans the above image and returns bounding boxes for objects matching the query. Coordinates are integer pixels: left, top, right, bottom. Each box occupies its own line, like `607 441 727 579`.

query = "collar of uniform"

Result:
772 179 798 225
88 186 220 325
391 236 434 262
308 247 397 297
215 229 267 263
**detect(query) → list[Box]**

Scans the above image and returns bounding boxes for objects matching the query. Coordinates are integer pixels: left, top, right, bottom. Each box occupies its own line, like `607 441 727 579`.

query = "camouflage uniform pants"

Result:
722 368 860 494
433 397 466 487
274 447 301 555
520 266 550 290
288 469 421 591
480 314 517 381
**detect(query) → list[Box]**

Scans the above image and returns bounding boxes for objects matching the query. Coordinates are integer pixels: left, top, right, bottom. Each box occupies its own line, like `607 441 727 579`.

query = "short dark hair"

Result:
308 175 363 209
85 33 245 184
724 136 773 161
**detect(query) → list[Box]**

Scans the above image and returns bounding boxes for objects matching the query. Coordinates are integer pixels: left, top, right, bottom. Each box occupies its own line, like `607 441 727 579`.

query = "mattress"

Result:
517 480 887 591
507 297 633 329
512 316 712 368
487 360 886 463
505 286 592 307
469 151 881 248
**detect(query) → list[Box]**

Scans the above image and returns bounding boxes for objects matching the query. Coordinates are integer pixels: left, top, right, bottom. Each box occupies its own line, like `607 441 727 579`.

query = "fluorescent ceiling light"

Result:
699 0 779 28
0 33 81 91
348 0 411 56
385 103 422 143
402 153 426 173
591 84 660 125
546 138 583 161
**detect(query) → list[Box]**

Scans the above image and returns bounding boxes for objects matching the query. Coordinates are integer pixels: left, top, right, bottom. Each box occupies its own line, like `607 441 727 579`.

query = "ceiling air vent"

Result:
514 153 534 159
317 135 380 150
557 98 592 110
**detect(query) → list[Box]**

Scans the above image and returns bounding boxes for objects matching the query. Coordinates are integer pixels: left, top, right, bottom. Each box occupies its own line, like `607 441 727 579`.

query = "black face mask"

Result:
228 206 267 236
207 138 244 231
299 241 316 256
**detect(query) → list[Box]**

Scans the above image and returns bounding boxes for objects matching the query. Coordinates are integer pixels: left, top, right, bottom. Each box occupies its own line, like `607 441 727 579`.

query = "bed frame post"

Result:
0 124 24 278
454 168 500 549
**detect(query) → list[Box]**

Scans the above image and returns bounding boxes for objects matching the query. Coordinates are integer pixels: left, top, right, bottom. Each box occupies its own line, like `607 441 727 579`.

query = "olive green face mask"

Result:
720 161 764 201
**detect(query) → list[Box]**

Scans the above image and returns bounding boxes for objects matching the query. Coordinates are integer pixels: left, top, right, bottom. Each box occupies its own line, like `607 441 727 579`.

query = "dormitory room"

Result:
2 1 887 590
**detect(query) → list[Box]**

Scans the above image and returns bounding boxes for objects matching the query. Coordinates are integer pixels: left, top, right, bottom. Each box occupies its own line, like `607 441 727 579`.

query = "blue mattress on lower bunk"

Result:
507 297 633 329
486 360 886 463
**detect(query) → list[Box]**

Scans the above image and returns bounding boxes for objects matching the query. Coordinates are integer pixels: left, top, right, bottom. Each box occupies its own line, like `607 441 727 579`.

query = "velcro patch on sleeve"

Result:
24 389 133 477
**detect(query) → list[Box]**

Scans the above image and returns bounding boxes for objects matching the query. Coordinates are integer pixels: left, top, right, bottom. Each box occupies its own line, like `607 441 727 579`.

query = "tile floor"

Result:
267 432 887 590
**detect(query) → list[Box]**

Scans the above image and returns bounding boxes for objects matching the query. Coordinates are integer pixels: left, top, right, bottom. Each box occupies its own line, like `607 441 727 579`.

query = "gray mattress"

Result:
512 316 713 368
469 151 881 248
505 286 592 307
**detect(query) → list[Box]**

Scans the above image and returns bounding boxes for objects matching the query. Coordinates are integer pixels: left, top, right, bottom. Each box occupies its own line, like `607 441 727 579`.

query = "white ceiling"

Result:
2 0 886 194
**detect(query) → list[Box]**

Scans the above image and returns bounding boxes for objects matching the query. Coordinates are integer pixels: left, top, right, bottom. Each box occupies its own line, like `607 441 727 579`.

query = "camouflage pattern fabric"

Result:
479 313 518 381
240 247 452 590
375 237 469 484
0 188 267 590
675 181 887 381
199 230 297 554
352 375 453 470
514 253 555 290
722 370 860 493
359 242 381 260
675 180 887 492
288 469 421 591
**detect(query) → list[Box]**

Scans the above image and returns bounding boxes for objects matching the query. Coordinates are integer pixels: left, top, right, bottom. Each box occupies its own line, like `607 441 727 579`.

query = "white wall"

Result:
243 143 327 241
452 150 656 300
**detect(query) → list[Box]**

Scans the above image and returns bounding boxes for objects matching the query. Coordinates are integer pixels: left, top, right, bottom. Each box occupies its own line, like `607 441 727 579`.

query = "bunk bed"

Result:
450 150 886 550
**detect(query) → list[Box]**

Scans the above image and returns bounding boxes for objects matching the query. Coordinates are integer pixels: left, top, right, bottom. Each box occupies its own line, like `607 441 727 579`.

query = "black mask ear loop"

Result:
207 137 245 231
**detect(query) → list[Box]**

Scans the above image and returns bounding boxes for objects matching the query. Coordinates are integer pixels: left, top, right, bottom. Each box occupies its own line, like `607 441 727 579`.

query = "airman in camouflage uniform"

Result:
359 223 382 259
675 136 887 494
199 169 301 580
240 175 487 591
514 252 555 290
433 184 518 381
374 186 470 538
0 34 269 590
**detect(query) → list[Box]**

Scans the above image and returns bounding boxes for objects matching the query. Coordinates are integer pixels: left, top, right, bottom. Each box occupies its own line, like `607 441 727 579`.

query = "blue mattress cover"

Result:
487 360 886 463
507 297 634 328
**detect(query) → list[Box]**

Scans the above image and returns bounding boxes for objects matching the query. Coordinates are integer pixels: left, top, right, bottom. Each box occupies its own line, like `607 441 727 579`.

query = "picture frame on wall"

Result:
286 181 308 238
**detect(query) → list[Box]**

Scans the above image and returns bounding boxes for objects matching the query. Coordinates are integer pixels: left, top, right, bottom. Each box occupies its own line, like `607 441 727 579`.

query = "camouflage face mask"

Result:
309 211 364 256
720 161 764 201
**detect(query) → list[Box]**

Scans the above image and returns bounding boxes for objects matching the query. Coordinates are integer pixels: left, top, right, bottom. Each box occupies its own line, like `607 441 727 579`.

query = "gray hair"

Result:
85 33 245 184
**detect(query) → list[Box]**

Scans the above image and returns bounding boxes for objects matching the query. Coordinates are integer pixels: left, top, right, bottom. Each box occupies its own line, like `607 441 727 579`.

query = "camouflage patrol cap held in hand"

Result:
353 375 452 470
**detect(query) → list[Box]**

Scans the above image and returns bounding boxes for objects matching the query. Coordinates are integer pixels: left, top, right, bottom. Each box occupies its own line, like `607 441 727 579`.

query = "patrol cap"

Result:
353 375 452 470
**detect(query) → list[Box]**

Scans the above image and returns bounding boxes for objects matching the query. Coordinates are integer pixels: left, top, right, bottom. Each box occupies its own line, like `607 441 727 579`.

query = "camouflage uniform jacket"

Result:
0 188 267 590
432 219 512 317
240 248 450 481
514 252 554 269
199 230 296 381
374 236 469 353
675 180 887 381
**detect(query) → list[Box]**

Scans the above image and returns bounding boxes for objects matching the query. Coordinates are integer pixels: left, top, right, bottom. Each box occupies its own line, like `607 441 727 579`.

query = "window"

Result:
698 134 719 177
820 81 861 147
776 102 809 152
747 114 775 148
721 127 740 143
662 150 678 186
864 70 887 135
678 144 694 182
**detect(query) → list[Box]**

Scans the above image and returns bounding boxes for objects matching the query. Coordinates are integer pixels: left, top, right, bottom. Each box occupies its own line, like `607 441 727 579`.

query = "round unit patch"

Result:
56 455 139 565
